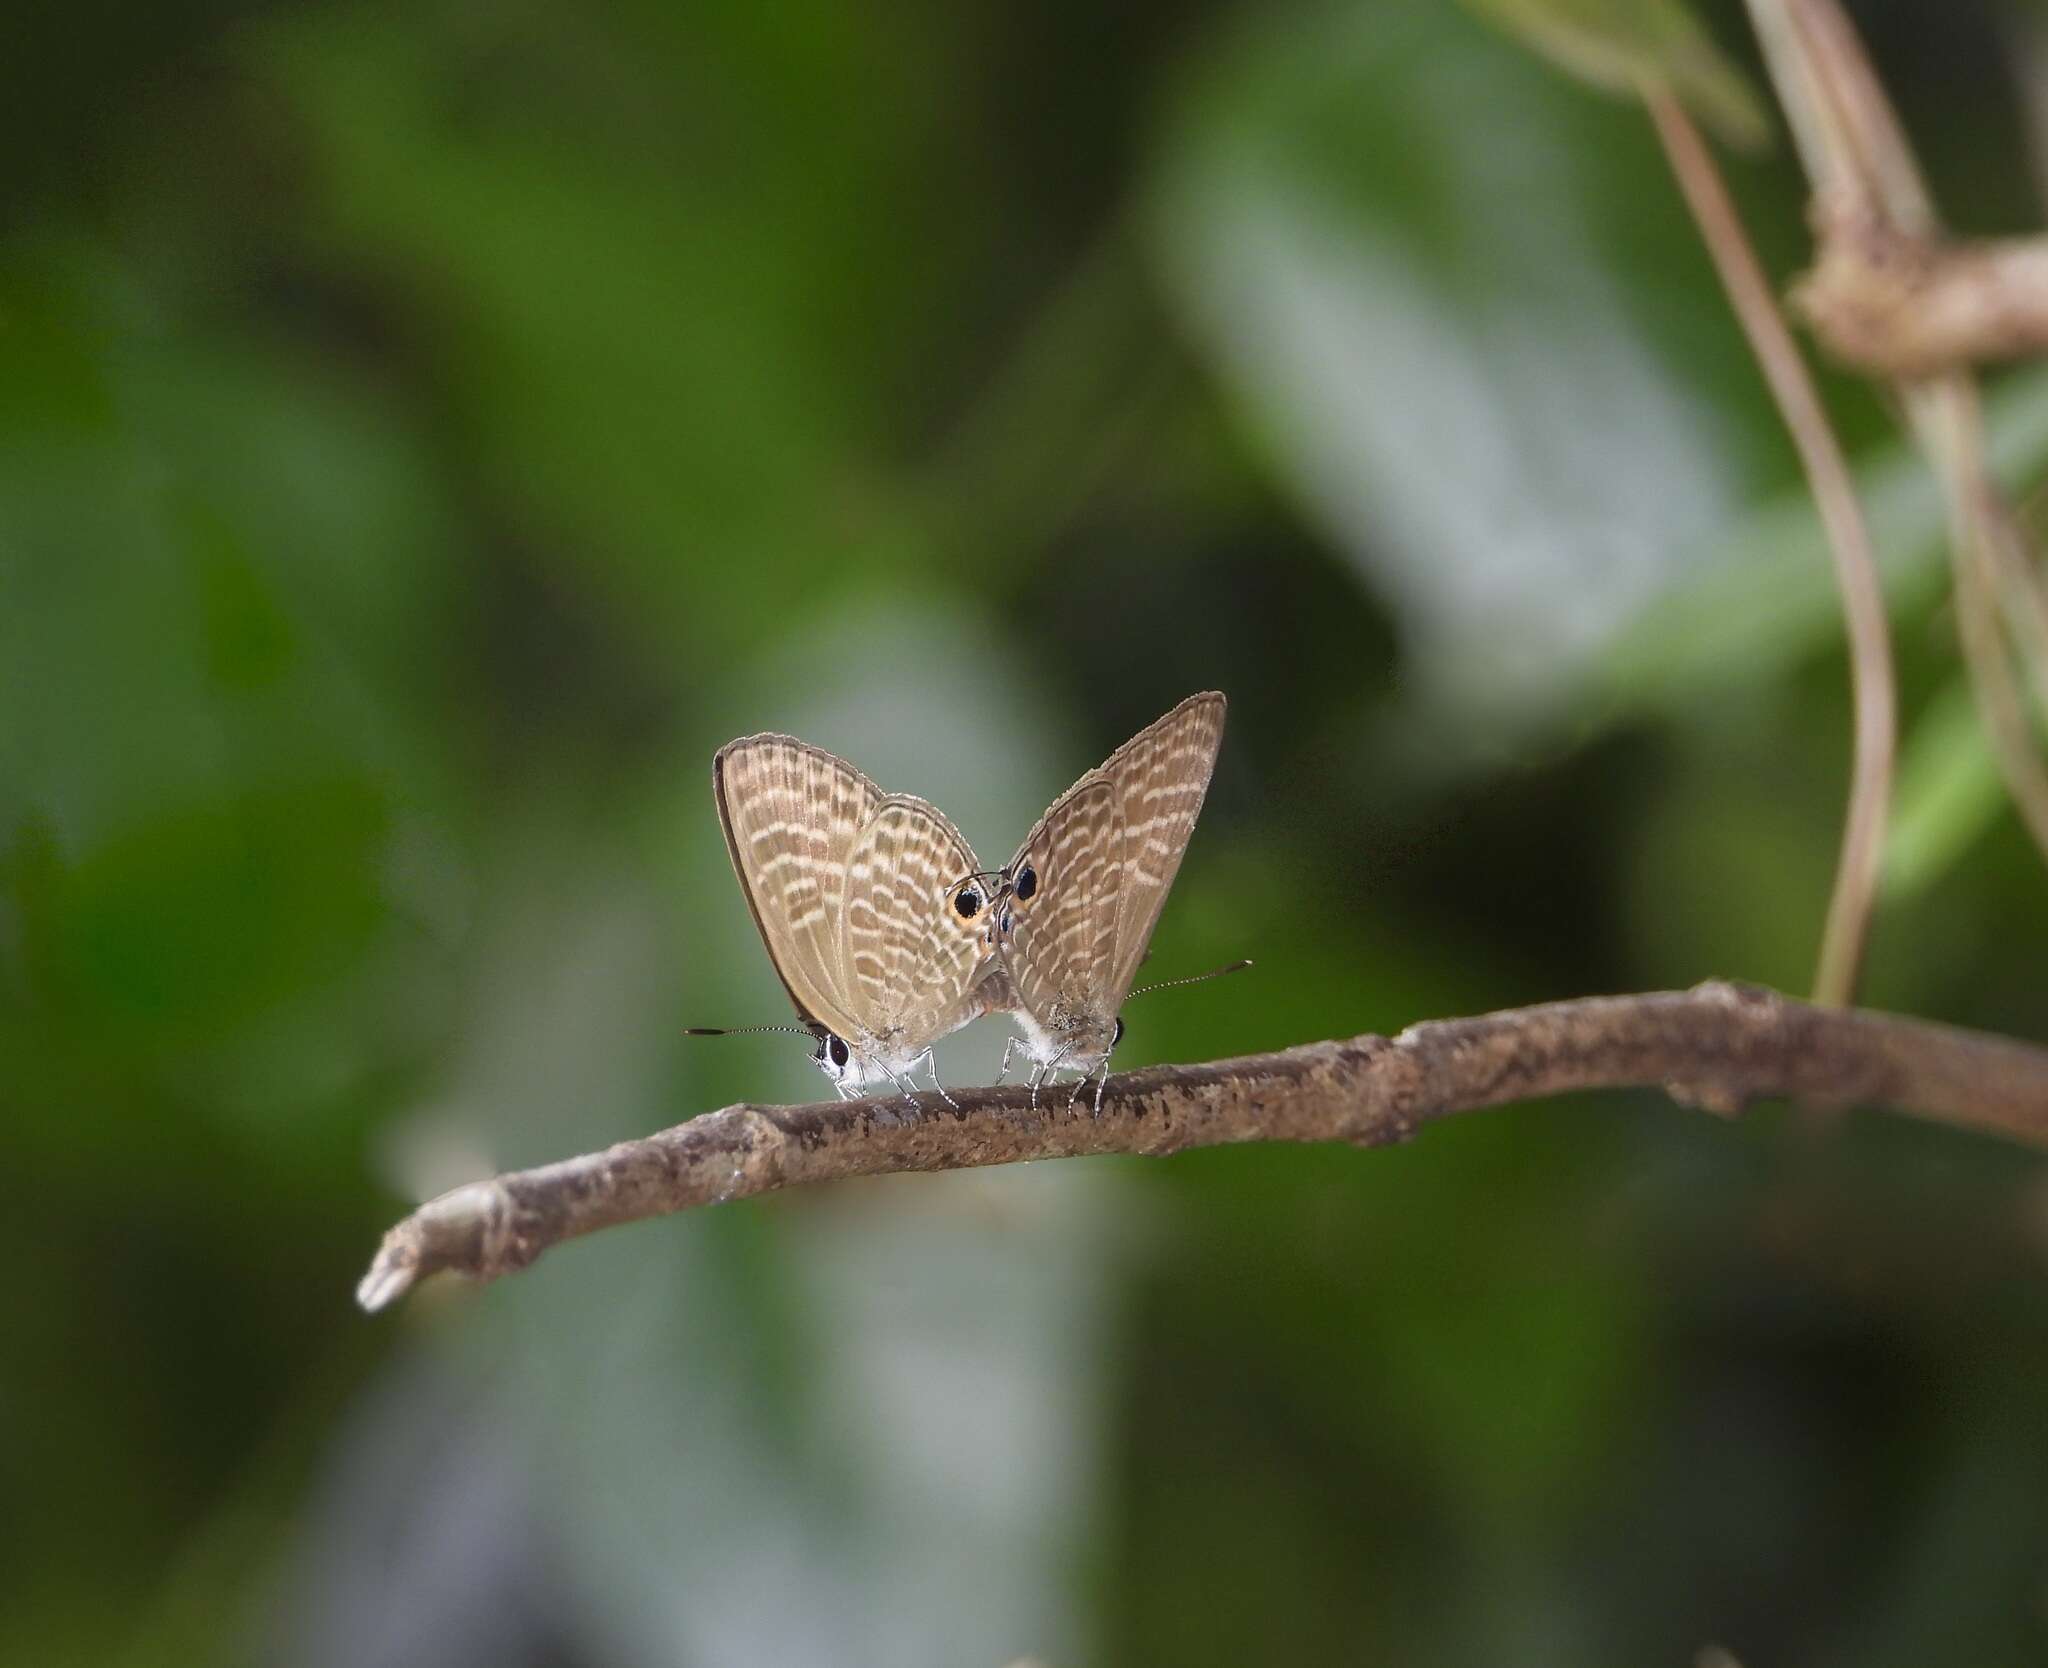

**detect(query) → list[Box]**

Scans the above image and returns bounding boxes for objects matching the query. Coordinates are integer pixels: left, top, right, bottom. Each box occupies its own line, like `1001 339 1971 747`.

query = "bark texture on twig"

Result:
358 982 2048 1313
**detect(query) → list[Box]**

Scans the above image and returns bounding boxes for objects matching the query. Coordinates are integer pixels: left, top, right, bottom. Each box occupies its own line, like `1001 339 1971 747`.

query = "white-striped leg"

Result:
877 1057 919 1106
1061 1044 1115 1111
915 1047 957 1109
995 1034 1024 1087
1035 1040 1075 1110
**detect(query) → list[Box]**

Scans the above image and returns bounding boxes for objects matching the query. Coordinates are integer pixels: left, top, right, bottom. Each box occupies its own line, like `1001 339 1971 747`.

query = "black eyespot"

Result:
954 886 981 919
1113 1018 1125 1046
827 1035 850 1069
1014 865 1038 902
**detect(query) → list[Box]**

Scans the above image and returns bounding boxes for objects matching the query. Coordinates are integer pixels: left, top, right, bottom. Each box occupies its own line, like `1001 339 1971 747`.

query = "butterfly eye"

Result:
1014 865 1038 902
954 885 982 920
1113 1018 1125 1046
827 1035 851 1070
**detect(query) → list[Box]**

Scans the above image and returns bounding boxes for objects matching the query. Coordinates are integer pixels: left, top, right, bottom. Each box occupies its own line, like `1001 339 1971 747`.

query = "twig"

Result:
1644 88 1896 1007
1795 220 2048 376
1921 377 2048 855
1745 0 2048 872
358 982 2048 1312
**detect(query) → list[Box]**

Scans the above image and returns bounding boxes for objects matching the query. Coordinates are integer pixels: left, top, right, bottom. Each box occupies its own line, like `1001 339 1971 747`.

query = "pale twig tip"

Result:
356 1243 418 1313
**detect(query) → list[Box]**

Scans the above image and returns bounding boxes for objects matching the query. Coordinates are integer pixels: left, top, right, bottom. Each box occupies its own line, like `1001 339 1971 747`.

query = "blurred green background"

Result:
6 0 2048 1663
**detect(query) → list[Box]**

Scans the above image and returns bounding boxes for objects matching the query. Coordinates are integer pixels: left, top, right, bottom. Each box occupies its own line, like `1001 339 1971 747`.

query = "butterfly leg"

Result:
1088 1051 1113 1114
994 1034 1022 1087
914 1047 958 1109
1057 1047 1098 1110
869 1056 918 1107
1036 1041 1081 1110
1029 1049 1065 1110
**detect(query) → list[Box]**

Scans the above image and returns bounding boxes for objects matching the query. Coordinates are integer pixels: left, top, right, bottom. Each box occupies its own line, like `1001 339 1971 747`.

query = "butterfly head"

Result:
807 1024 912 1097
810 1026 853 1084
812 1025 896 1095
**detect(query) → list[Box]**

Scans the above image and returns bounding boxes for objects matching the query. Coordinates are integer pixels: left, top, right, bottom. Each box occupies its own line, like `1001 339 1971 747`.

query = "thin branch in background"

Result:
1756 0 2048 705
1644 88 1895 1008
1921 378 2048 855
1745 0 2048 872
1747 0 1934 229
1981 451 2048 724
357 982 2048 1313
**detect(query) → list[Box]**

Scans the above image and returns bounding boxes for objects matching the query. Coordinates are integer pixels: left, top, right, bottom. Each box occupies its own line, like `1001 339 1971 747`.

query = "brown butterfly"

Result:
704 734 1002 1100
984 692 1228 1106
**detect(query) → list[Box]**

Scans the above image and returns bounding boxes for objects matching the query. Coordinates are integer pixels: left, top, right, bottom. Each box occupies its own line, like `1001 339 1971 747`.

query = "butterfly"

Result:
984 691 1227 1106
705 734 1003 1100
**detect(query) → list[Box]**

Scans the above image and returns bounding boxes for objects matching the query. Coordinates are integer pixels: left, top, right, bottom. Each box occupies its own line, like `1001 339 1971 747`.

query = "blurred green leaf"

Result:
1460 0 1771 151
1150 0 1782 718
1883 676 2003 899
1623 719 1842 988
249 2 980 660
37 779 385 1033
1595 366 2048 716
0 247 466 854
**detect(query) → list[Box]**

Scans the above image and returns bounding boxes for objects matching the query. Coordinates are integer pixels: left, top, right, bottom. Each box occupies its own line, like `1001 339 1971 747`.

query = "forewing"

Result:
838 796 989 1050
1099 692 1225 996
1000 777 1124 1028
713 734 882 1035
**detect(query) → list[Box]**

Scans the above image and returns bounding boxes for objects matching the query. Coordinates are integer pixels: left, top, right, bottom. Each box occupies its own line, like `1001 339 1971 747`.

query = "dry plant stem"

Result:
1746 0 2048 870
1747 0 1934 230
1797 224 2048 376
1917 378 2048 856
1985 489 2048 724
1645 88 1895 1008
358 982 2048 1312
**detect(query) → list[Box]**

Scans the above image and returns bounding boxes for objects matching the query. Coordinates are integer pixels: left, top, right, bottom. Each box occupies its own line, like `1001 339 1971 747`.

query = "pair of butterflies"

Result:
704 691 1228 1106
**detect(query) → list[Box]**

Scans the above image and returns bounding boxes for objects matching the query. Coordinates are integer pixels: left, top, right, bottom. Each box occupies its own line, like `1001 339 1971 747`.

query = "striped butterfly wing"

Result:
838 795 991 1052
713 734 883 1038
996 692 1226 1043
1097 691 1226 1000
999 776 1124 1035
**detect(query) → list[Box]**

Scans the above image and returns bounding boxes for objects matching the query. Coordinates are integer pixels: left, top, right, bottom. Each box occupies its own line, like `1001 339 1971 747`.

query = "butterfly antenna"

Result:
683 1023 817 1037
1127 959 1254 1001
